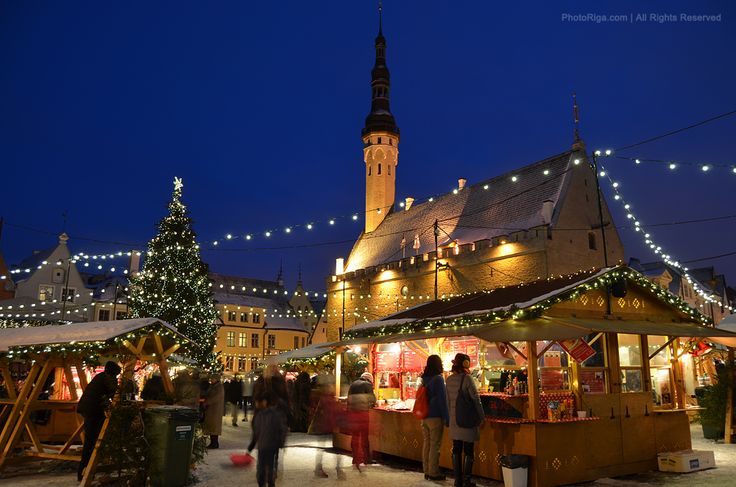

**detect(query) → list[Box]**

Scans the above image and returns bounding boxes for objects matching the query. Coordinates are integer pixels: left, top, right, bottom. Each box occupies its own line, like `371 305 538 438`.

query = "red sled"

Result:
230 452 255 467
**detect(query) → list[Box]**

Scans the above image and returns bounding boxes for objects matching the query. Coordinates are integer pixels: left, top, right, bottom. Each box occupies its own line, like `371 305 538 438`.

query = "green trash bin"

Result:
144 405 199 487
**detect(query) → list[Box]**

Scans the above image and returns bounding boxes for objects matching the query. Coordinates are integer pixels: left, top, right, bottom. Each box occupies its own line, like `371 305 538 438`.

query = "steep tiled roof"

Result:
213 292 288 311
345 150 575 272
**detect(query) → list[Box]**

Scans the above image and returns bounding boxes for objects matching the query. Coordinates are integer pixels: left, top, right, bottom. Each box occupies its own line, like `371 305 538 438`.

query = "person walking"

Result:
248 392 289 487
76 361 121 481
242 376 254 422
310 371 345 479
203 374 225 448
347 371 376 471
421 355 449 481
445 353 484 487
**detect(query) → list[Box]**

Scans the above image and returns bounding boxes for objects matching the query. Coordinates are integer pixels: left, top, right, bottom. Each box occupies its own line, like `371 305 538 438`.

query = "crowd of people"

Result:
75 352 482 487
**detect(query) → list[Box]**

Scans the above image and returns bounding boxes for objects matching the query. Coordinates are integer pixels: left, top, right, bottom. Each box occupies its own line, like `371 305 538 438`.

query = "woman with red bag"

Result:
421 354 449 481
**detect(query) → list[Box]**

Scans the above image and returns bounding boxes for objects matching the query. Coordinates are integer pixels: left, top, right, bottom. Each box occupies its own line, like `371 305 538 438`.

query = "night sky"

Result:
1 1 734 294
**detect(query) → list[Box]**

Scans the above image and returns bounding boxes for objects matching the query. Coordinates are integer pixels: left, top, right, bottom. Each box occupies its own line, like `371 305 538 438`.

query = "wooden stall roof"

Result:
342 266 733 342
0 318 187 353
273 341 339 363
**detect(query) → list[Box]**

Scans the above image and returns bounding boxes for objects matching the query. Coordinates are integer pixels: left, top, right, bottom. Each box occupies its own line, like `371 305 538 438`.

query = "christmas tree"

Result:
128 177 219 367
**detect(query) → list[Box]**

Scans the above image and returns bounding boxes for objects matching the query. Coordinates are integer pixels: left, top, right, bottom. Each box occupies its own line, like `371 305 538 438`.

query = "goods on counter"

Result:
546 398 575 421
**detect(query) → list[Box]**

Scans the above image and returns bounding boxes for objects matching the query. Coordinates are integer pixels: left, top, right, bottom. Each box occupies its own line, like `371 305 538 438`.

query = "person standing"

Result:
421 355 449 481
445 353 484 487
76 361 121 482
203 374 225 448
226 377 241 427
242 376 254 421
347 371 376 471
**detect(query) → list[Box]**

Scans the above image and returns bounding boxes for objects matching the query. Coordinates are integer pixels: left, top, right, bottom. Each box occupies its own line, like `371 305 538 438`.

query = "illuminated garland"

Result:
342 267 710 340
597 151 734 313
615 155 736 173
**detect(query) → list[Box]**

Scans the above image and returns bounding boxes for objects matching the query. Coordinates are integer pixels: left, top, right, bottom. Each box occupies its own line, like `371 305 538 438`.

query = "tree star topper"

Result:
173 176 183 191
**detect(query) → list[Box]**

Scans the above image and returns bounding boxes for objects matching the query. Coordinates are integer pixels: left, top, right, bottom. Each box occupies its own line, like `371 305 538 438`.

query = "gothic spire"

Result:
362 2 399 137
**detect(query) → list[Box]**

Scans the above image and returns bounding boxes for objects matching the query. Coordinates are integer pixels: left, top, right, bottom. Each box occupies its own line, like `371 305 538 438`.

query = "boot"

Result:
463 455 475 487
452 453 463 487
207 435 219 449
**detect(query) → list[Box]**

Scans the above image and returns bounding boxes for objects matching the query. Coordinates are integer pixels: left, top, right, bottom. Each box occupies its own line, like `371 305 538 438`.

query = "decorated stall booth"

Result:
0 318 190 486
332 266 736 487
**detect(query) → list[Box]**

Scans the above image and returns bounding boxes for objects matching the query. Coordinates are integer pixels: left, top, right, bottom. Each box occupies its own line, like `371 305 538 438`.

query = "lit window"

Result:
226 331 235 347
239 332 247 347
268 334 276 349
38 285 54 301
228 311 236 321
61 287 76 303
240 312 248 322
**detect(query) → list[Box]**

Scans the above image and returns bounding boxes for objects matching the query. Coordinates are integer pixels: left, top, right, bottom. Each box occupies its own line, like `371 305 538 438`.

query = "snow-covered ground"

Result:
2 421 734 486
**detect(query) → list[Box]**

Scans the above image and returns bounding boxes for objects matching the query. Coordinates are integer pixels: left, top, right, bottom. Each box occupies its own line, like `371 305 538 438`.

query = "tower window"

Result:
388 164 391 175
377 137 382 144
368 165 372 176
588 232 597 250
389 139 392 145
378 163 382 175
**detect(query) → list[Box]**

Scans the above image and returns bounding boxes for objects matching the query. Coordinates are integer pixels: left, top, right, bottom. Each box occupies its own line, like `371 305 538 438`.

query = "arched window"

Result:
388 164 391 175
368 165 372 176
378 163 382 175
588 232 597 250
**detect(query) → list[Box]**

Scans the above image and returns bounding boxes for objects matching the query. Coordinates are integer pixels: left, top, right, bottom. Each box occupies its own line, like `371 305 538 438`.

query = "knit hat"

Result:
360 372 374 384
452 353 471 369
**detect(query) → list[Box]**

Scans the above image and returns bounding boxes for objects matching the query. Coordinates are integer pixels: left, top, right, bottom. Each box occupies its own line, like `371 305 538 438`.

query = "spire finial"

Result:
298 263 302 284
573 92 580 142
378 1 383 35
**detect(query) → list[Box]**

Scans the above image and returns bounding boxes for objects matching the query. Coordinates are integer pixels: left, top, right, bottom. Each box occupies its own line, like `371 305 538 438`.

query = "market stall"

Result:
0 318 191 486
332 266 736 486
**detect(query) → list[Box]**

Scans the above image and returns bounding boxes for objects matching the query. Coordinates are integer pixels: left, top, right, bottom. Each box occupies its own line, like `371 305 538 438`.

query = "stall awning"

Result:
550 317 736 338
273 342 339 363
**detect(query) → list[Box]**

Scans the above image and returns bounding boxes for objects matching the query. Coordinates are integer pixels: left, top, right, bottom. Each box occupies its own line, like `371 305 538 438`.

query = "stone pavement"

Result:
2 418 736 486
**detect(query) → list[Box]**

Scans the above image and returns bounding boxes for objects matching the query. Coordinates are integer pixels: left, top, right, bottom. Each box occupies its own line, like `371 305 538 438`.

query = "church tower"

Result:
362 4 399 234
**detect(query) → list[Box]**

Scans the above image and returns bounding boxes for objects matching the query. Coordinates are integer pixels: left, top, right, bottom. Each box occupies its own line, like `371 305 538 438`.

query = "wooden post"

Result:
606 333 622 394
725 347 734 444
671 338 686 409
0 362 17 400
335 350 342 400
526 341 539 420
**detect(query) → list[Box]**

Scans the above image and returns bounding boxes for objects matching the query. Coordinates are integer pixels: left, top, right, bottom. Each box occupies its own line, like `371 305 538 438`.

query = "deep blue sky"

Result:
1 1 735 293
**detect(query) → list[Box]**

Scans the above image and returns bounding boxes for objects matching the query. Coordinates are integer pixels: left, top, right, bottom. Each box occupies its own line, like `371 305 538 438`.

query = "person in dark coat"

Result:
421 354 450 481
347 372 376 470
225 377 242 427
76 361 121 481
446 353 484 487
140 373 167 401
247 391 289 487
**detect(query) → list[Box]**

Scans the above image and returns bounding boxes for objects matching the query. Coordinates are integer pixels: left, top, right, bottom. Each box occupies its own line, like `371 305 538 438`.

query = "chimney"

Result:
541 200 554 225
59 233 69 245
458 178 467 190
405 197 414 211
335 258 345 276
128 250 141 276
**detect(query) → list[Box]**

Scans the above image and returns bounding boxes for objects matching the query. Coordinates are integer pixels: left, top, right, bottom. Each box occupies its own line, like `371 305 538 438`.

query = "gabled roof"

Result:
213 292 289 311
265 316 308 333
345 150 575 272
11 246 57 283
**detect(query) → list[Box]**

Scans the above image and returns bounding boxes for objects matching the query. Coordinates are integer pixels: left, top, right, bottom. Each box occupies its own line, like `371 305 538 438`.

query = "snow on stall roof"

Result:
0 318 180 352
273 342 338 363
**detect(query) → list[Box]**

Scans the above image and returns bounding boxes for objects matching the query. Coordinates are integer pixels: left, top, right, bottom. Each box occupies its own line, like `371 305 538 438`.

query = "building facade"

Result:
321 16 626 342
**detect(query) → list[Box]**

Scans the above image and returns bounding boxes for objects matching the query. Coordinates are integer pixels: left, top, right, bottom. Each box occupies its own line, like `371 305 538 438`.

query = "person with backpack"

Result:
420 354 449 481
347 371 376 470
445 353 484 487
248 391 289 487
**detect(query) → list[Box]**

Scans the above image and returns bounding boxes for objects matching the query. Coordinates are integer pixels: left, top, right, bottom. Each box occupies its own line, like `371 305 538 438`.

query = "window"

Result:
240 312 248 322
239 332 247 348
238 358 246 372
378 163 382 175
228 311 236 321
388 164 391 175
52 268 65 284
116 311 127 320
377 137 382 144
580 334 608 394
268 334 276 349
61 287 76 303
618 333 643 392
538 341 571 392
98 309 111 321
588 232 597 250
250 357 258 370
301 337 306 347
253 313 261 324
225 356 234 371
368 165 371 176
226 331 235 347
294 337 299 349
38 285 54 302
251 333 260 348
648 335 674 406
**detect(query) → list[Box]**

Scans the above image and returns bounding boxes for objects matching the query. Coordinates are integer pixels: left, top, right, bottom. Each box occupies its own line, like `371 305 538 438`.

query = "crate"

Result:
657 450 715 473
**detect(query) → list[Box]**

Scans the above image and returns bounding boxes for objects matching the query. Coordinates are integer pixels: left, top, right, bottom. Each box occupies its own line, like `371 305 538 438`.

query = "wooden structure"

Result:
0 318 189 486
331 266 736 486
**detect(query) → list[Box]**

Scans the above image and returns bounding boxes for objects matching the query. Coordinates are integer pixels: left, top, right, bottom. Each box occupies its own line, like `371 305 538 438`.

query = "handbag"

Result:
412 384 429 419
455 374 482 428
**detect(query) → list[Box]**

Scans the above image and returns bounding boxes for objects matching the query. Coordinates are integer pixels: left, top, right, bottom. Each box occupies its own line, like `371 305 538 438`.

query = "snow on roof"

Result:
273 342 337 362
265 316 308 332
345 151 574 272
0 318 180 352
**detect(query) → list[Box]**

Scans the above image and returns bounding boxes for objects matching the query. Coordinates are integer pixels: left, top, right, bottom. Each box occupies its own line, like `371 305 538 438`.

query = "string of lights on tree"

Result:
342 266 710 340
596 150 734 313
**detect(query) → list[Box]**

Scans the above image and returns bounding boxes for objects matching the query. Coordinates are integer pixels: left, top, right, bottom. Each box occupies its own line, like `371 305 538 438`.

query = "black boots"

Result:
452 453 463 487
463 455 476 487
207 435 219 449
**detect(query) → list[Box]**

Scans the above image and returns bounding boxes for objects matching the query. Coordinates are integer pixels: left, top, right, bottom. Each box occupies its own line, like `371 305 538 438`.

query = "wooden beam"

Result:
0 362 42 466
162 343 180 359
587 332 604 347
24 422 44 454
63 364 78 401
80 413 111 487
648 336 677 361
76 363 88 391
671 338 686 409
725 348 734 444
0 363 17 401
59 421 85 455
526 341 539 420
25 452 82 462
504 342 527 361
152 333 174 396
538 340 557 357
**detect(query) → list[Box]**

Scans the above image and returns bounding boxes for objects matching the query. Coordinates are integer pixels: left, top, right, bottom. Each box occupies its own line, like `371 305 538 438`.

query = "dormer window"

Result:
52 268 64 284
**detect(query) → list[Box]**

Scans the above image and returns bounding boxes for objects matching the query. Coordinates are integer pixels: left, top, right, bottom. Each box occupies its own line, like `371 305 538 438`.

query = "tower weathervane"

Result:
573 92 581 142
